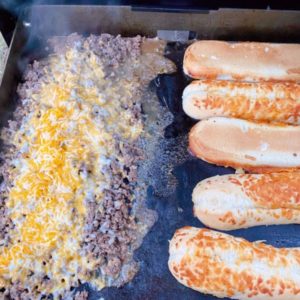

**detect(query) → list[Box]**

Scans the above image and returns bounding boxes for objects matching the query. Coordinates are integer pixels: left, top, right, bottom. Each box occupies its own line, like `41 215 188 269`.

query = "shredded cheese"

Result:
0 45 143 297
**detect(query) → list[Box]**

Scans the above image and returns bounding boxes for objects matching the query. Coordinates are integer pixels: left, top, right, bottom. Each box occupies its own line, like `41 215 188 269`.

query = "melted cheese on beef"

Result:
0 46 143 297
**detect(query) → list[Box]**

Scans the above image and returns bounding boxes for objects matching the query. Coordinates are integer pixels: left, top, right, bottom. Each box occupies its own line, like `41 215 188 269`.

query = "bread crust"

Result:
183 40 300 82
183 80 300 124
189 117 300 172
193 172 300 230
169 226 300 299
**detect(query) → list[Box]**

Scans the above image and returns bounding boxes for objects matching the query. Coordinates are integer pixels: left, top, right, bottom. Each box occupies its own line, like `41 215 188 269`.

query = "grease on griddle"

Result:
154 42 196 139
139 42 197 198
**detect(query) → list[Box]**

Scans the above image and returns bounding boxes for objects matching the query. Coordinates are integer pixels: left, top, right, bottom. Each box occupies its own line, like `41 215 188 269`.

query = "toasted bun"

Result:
183 40 300 82
169 226 300 299
183 80 300 124
192 172 300 230
189 117 300 172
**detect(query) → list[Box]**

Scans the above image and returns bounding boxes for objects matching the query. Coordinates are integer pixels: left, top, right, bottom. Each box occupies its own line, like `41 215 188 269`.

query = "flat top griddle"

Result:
1 5 300 300
92 42 300 300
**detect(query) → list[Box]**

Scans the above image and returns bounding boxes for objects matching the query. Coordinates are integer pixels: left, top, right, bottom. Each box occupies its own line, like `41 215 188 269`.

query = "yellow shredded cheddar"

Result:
0 45 143 297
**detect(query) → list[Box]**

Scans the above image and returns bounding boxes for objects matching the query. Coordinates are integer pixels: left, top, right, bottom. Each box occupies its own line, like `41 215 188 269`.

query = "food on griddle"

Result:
169 226 300 299
0 33 174 299
189 117 300 172
192 172 300 230
183 79 300 124
175 39 300 299
183 40 300 82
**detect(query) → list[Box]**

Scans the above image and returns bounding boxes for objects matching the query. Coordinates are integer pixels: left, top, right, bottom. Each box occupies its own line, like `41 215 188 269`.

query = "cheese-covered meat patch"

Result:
0 34 174 299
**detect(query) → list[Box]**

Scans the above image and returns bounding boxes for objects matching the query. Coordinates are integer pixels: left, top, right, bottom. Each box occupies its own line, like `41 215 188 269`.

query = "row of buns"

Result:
169 40 300 299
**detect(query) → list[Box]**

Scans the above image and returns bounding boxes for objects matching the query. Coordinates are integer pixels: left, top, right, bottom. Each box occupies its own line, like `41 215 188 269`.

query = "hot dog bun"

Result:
189 117 300 172
183 40 300 82
183 80 300 124
193 172 300 230
169 226 300 299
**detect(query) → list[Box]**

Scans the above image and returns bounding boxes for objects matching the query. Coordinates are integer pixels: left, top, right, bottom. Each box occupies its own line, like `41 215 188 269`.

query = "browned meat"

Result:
0 32 161 298
85 34 142 68
83 141 144 280
74 290 89 300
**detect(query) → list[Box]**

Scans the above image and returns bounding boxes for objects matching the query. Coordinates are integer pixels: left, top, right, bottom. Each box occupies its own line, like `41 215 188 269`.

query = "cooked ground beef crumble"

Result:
0 34 174 299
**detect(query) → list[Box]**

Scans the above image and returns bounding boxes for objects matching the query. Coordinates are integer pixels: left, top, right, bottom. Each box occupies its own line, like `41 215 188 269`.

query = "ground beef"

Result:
83 141 143 279
0 194 14 246
85 34 142 68
48 33 141 70
74 290 89 300
79 34 150 283
0 59 45 247
1 283 32 300
17 60 46 100
0 33 159 298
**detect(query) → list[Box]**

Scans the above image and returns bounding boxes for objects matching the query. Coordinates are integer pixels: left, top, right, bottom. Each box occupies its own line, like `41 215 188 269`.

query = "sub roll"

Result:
189 117 300 172
169 226 300 299
193 172 300 230
183 80 300 124
183 40 300 82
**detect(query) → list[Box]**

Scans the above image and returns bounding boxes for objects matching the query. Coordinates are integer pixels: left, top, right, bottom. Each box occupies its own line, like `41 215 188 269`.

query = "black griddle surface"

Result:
3 37 300 300
86 42 300 300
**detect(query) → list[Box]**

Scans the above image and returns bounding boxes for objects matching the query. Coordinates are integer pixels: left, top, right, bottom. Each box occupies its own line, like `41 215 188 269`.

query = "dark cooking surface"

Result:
3 35 300 299
72 42 300 299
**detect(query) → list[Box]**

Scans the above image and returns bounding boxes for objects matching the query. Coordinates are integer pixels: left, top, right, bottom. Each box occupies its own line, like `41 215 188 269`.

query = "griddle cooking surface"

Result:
86 42 300 300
